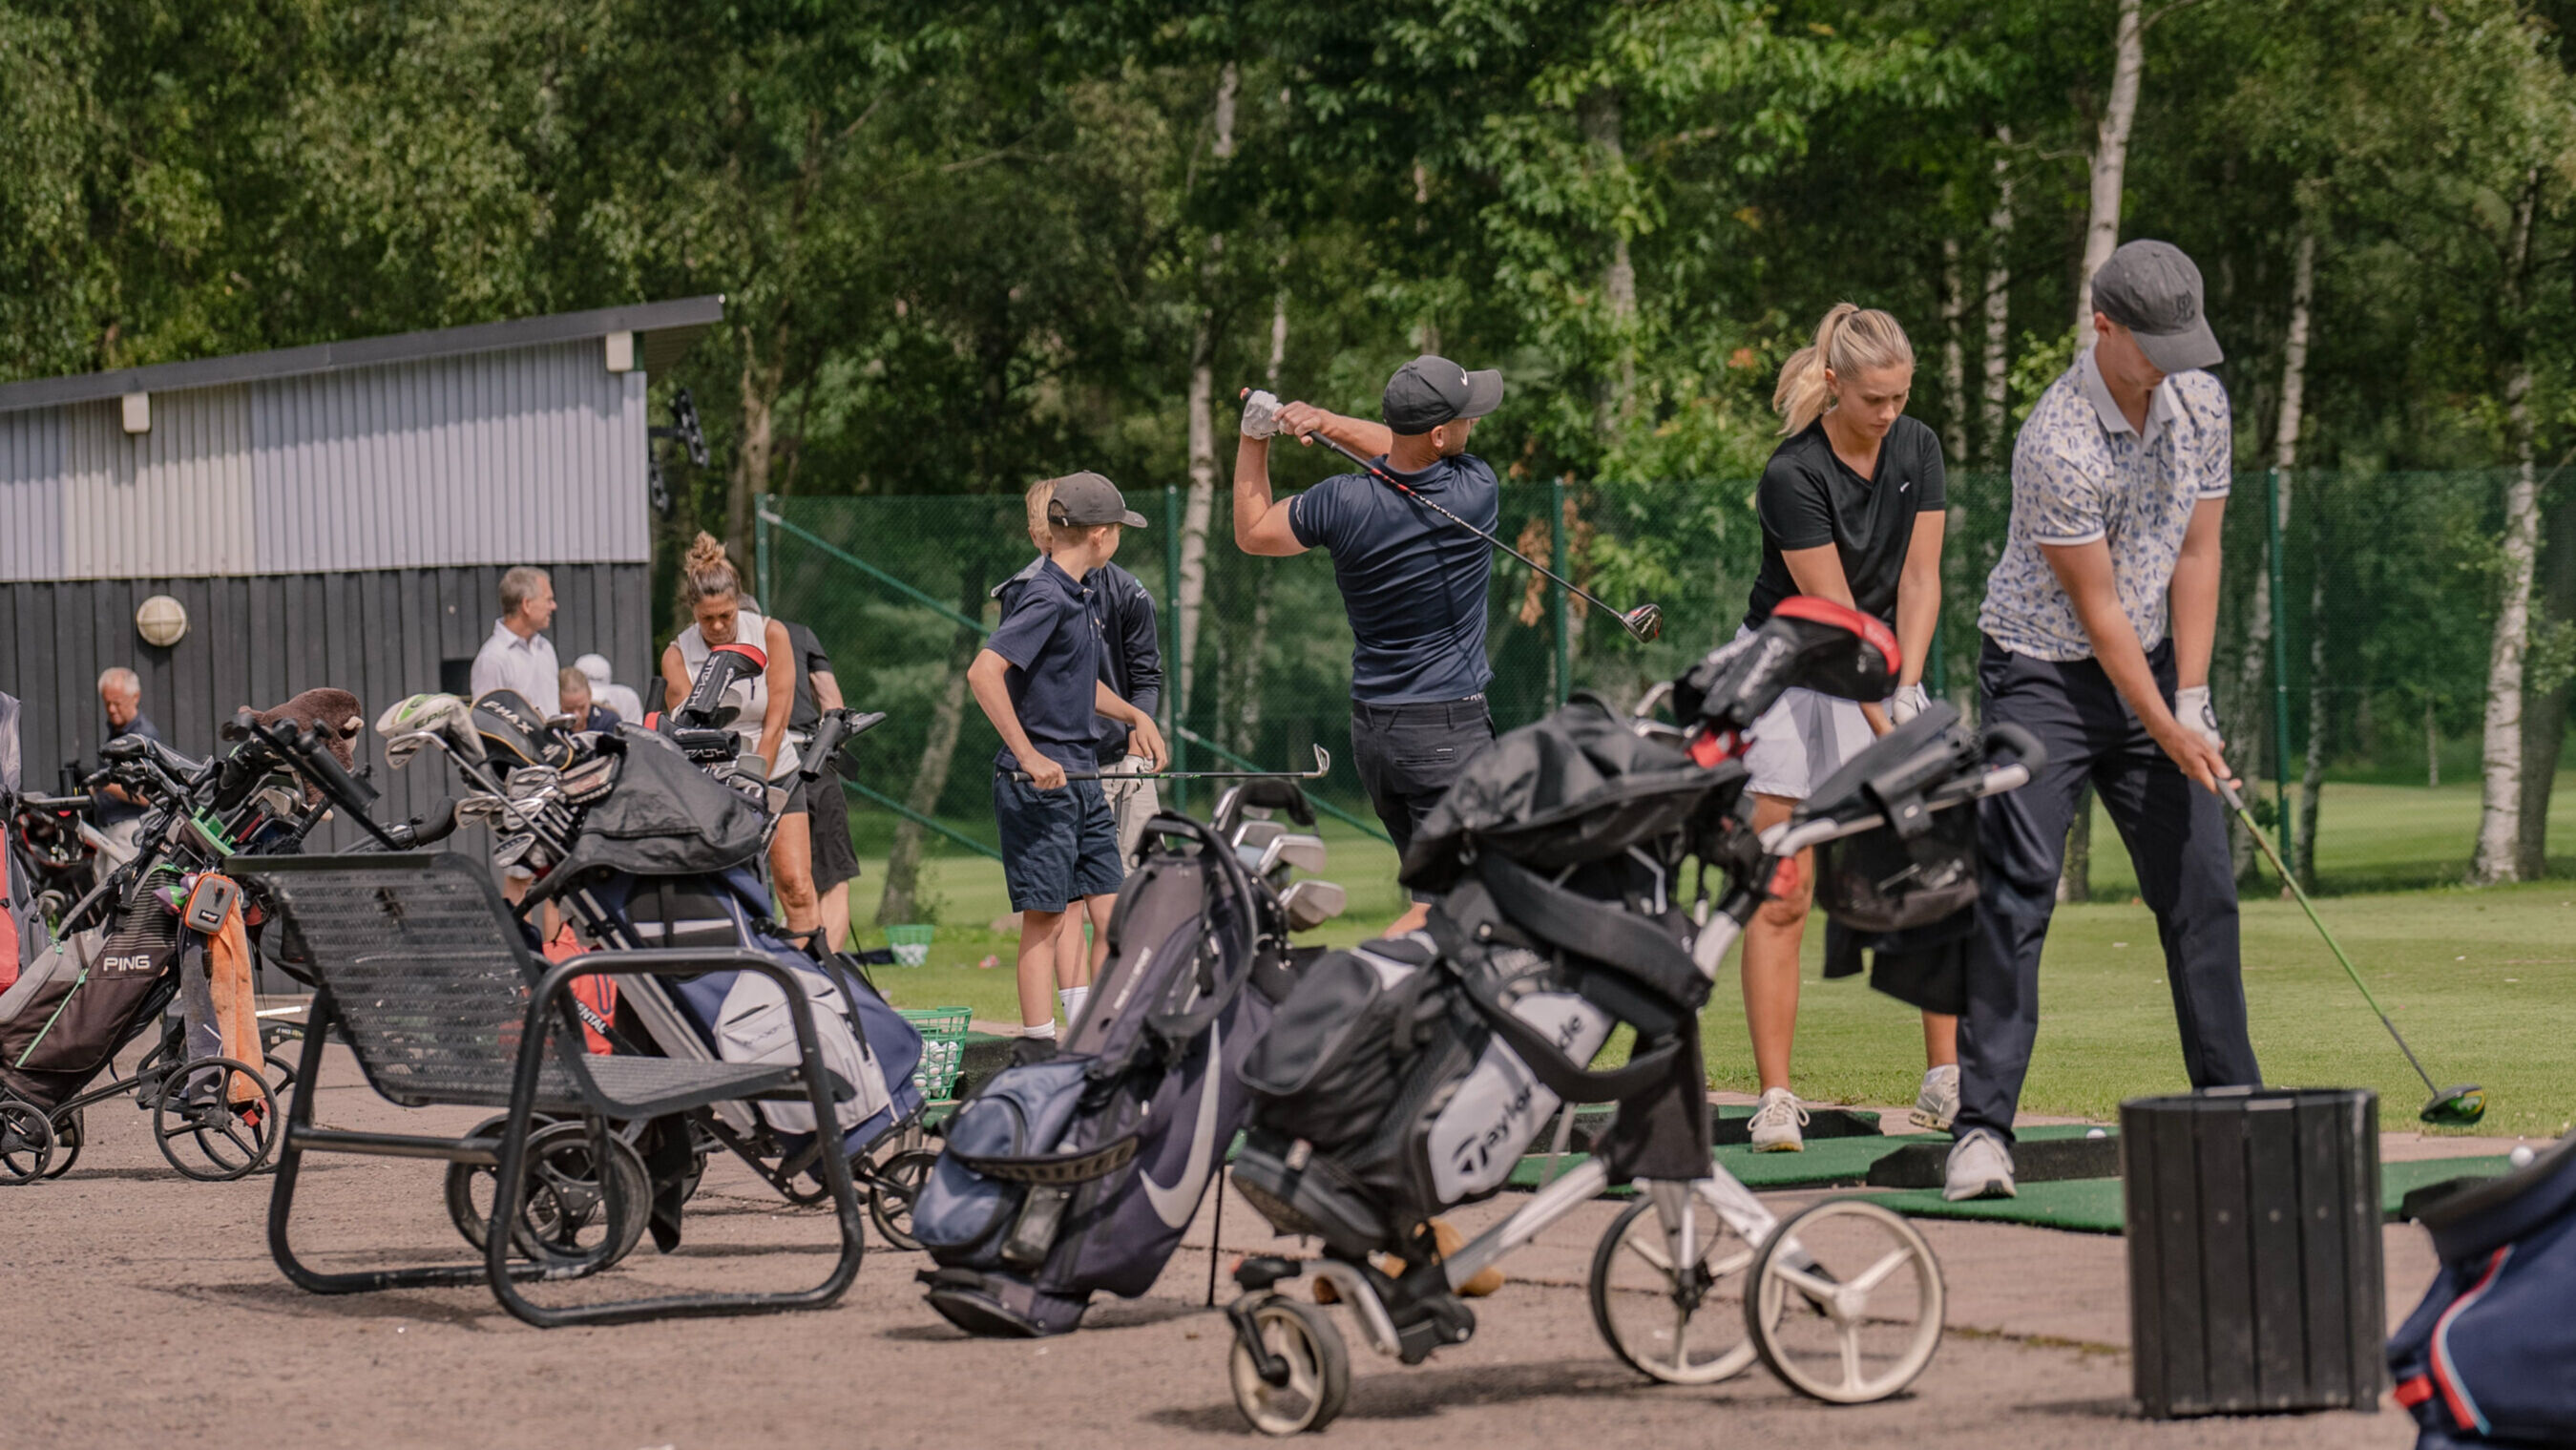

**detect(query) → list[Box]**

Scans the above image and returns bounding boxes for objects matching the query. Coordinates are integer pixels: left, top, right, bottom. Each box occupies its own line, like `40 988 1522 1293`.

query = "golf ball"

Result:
2086 1128 2108 1139
2511 1145 2538 1169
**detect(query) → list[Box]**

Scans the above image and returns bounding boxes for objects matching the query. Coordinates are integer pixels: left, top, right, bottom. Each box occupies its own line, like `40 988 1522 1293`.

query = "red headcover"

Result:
1770 596 1899 675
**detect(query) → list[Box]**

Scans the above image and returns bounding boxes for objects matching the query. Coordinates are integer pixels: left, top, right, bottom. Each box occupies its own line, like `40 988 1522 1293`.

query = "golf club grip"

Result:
394 797 462 848
1980 722 2047 774
290 725 379 809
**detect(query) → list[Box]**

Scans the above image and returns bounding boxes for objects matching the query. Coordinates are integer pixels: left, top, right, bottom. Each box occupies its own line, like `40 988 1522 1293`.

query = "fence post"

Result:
1928 620 1946 698
755 493 774 610
1165 484 1185 812
1550 477 1570 707
2266 468 2297 879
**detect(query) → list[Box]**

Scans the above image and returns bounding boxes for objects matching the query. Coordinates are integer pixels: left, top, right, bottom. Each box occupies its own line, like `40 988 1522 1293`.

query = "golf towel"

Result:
188 875 264 1106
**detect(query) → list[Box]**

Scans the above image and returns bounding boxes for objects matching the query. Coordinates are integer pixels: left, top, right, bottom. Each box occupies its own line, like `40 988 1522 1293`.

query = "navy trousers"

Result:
1955 637 2261 1143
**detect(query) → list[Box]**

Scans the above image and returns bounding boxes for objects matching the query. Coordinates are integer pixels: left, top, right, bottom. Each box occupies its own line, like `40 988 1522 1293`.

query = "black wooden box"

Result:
2121 1087 2384 1418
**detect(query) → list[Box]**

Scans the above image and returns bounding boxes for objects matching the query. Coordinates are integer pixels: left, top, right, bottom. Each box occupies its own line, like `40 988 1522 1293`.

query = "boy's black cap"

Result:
2091 240 2223 373
1045 471 1148 528
1382 355 1504 435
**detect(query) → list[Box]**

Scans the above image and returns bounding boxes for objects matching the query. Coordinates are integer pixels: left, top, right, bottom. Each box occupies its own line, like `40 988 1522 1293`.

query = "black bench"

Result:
238 852 864 1327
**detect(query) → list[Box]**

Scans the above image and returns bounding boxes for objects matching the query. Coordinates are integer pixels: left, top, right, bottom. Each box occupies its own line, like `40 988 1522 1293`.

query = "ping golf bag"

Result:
1230 698 1731 1262
2389 1133 2576 1448
913 811 1277 1337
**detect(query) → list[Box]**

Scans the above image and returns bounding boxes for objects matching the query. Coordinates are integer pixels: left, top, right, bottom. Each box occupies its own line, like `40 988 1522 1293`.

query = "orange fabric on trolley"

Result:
189 874 264 1106
544 924 618 1054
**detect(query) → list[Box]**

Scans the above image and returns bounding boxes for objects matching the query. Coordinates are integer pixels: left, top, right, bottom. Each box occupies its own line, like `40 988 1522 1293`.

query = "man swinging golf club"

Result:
1236 357 1504 936
1947 240 2261 1201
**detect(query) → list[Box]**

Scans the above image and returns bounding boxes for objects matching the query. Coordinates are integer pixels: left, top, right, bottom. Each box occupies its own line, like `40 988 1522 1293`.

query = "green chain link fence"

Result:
755 465 2569 914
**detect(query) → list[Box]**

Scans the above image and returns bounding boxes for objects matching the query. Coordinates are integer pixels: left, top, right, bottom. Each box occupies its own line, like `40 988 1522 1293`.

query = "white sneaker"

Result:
1943 1128 2016 1202
1749 1087 1808 1152
1912 1065 1959 1131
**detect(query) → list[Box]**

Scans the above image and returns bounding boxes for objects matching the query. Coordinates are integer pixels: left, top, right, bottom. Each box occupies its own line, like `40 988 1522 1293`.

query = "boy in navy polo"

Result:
968 473 1168 1045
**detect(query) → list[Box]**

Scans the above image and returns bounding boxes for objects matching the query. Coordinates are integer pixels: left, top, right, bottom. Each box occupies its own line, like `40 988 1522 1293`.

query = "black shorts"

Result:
1350 696 1494 893
806 770 859 891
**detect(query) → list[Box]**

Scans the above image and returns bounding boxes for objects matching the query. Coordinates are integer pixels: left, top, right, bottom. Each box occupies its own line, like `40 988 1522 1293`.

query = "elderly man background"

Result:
93 667 163 857
470 566 560 715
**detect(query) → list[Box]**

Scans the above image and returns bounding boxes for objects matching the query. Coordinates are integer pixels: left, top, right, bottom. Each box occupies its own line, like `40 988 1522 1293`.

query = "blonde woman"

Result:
660 532 821 942
1738 304 1953 1151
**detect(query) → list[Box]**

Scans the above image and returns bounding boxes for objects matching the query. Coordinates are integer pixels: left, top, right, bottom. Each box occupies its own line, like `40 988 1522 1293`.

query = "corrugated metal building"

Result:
0 297 721 847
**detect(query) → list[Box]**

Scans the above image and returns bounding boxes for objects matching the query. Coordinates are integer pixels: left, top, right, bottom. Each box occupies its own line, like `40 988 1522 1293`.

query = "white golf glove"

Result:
1240 389 1284 440
2175 684 2224 751
1888 683 1931 726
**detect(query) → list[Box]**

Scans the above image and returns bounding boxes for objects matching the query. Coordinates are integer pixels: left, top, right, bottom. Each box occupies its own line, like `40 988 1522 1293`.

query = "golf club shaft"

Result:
1298 430 1653 637
2222 784 2443 1099
1010 767 1325 783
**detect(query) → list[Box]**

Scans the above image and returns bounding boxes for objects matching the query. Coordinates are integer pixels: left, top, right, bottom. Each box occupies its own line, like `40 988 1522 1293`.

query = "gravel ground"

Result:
5 1040 2454 1450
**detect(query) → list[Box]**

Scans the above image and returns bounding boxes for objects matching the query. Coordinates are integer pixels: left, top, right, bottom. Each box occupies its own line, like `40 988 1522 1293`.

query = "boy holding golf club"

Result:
1946 240 2260 1201
1234 357 1506 936
969 473 1168 1049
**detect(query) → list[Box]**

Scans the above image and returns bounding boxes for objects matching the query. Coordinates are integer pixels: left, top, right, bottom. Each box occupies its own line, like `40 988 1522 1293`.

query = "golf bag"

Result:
2389 1133 2576 1449
1231 698 1728 1259
914 811 1275 1337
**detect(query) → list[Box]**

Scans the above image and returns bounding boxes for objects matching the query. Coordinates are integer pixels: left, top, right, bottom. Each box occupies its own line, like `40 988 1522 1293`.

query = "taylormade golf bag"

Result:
2389 1133 2576 1449
914 811 1277 1337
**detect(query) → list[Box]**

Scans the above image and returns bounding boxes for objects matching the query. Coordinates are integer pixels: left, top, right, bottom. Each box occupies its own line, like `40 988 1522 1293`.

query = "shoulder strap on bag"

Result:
1472 852 1699 1002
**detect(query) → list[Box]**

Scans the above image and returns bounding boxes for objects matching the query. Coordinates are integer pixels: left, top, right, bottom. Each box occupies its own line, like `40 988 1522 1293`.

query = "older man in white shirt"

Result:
469 566 561 715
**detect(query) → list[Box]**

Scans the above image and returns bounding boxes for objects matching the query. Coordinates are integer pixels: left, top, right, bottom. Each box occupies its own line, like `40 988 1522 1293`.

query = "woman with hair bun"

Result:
1736 303 1954 1152
660 532 822 940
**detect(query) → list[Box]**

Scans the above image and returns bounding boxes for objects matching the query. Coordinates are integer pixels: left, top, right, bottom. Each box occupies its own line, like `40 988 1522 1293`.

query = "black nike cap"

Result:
1381 355 1504 435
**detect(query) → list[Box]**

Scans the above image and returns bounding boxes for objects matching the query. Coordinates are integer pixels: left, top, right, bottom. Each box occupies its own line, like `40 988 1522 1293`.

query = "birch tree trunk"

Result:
2512 476 2575 878
2295 504 2329 891
2474 176 2545 885
1941 237 1968 466
2075 0 2145 331
877 605 985 926
1230 289 1288 757
728 339 785 564
1174 63 1239 739
2232 227 2314 879
1981 129 2014 466
1581 87 1636 435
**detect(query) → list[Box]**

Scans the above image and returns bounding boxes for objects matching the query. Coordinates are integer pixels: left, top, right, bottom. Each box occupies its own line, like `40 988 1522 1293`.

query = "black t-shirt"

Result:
1288 453 1498 704
1744 416 1946 630
780 620 833 731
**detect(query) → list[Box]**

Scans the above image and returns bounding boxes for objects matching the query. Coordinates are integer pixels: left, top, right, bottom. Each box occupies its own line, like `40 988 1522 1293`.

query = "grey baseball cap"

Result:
1382 355 1504 434
1045 471 1148 528
2091 240 2223 373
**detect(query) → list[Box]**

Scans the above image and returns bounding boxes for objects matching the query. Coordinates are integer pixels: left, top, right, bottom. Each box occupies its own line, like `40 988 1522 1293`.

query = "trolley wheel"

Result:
42 1105 84 1179
1587 1192 1759 1385
506 1121 651 1272
0 1101 57 1185
263 1052 299 1113
1228 1294 1351 1436
443 1113 564 1251
1746 1198 1944 1404
867 1147 939 1250
152 1057 282 1182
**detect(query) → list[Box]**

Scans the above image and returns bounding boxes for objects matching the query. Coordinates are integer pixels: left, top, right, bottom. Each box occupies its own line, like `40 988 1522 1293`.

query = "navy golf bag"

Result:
913 810 1277 1336
2389 1134 2576 1448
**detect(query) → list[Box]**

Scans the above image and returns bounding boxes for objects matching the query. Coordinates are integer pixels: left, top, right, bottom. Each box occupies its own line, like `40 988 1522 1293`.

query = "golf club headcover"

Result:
677 643 766 727
1241 389 1284 440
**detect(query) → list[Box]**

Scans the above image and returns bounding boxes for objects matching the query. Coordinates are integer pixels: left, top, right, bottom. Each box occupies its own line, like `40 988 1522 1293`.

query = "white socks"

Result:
1021 1020 1058 1040
1058 985 1089 1029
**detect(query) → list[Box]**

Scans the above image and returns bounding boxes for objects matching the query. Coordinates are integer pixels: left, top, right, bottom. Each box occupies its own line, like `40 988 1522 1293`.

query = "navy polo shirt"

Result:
986 557 1103 773
1288 453 1498 704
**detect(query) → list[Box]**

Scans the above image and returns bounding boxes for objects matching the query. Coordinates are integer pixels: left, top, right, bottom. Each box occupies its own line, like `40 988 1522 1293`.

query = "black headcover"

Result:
1399 696 1739 893
1808 704 1982 933
1673 597 1898 733
524 727 768 906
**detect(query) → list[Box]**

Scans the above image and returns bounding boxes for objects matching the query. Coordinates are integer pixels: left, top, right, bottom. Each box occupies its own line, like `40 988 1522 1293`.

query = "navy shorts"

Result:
995 774 1122 914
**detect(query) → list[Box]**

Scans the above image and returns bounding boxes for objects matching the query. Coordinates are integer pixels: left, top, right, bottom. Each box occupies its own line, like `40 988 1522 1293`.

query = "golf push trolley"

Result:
1219 599 2045 1434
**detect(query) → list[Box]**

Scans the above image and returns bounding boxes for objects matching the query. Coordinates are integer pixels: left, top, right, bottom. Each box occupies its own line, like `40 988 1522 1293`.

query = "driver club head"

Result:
2421 1085 2486 1126
377 693 484 765
1621 603 1663 642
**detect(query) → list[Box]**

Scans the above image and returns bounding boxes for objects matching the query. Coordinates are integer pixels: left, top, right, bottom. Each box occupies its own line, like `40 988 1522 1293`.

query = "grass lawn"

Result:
850 780 2575 1139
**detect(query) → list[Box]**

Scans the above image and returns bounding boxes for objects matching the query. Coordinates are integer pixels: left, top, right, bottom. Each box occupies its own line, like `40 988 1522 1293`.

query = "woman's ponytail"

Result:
1773 303 1916 435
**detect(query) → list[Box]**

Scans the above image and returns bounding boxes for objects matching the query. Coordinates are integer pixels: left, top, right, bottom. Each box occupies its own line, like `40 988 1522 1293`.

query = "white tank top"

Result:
676 610 800 779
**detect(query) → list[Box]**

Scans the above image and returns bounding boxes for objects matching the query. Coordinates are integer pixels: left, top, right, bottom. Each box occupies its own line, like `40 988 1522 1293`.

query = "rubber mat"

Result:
1861 1153 2515 1235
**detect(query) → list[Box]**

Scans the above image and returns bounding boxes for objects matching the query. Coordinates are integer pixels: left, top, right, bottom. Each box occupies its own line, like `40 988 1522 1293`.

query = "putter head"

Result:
1621 603 1663 642
2421 1085 2486 1126
1278 878 1348 932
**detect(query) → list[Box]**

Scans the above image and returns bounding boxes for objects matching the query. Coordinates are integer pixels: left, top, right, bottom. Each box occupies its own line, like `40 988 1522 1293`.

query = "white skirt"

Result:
1734 625 1882 801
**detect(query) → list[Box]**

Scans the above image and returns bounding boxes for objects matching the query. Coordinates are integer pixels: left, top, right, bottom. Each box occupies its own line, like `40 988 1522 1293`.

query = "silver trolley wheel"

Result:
0 1101 57 1184
1228 1293 1351 1436
1588 1187 1760 1384
1746 1198 1944 1403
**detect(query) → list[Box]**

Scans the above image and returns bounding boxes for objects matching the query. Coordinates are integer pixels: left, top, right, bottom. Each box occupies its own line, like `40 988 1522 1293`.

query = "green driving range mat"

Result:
1507 1123 2116 1191
1862 1153 2515 1235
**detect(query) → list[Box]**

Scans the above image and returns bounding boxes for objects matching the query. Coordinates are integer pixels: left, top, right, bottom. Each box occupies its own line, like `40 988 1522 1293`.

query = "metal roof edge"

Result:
0 295 725 414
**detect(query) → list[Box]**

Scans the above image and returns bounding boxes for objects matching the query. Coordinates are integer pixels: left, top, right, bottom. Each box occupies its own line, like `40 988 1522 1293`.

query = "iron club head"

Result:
1621 603 1663 642
2421 1085 2487 1127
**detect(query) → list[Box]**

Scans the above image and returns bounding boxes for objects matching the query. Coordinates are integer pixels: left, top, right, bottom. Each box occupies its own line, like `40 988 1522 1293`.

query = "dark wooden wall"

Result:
0 563 651 853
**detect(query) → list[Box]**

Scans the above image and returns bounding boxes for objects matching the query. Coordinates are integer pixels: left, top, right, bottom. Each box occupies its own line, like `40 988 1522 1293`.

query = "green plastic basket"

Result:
900 1006 973 1101
883 923 935 966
